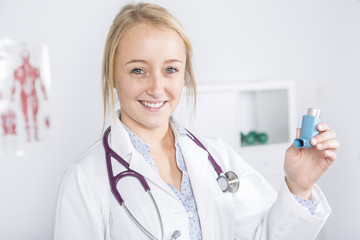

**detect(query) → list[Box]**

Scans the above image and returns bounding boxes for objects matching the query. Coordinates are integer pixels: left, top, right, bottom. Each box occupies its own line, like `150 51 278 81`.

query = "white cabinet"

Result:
174 80 295 190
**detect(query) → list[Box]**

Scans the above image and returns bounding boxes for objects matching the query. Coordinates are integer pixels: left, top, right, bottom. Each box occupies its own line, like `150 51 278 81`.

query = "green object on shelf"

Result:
240 130 269 146
245 132 256 145
257 132 268 144
247 131 257 138
240 132 246 142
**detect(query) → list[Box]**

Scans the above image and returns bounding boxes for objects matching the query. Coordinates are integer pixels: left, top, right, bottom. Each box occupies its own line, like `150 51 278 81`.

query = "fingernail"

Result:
318 124 323 131
317 143 323 149
311 139 317 145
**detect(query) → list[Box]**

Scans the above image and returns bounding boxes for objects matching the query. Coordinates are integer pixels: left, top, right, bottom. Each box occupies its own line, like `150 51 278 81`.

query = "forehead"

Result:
116 23 186 61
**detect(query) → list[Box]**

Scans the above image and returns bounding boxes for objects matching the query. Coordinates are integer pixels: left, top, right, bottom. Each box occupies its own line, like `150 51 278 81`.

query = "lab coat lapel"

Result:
179 135 217 240
128 151 179 200
110 114 180 202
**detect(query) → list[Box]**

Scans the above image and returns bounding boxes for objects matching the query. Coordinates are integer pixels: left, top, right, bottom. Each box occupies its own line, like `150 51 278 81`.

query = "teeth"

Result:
142 101 165 109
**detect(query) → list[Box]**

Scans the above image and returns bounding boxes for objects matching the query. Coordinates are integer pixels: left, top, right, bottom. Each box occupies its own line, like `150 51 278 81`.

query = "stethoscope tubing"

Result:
121 191 164 240
102 126 239 239
103 127 165 239
185 130 223 176
103 127 151 204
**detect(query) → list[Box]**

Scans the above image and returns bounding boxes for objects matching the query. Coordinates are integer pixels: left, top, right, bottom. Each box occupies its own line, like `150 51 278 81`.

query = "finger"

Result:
311 129 336 145
317 122 329 132
296 128 301 138
315 139 340 151
323 150 336 164
316 150 336 170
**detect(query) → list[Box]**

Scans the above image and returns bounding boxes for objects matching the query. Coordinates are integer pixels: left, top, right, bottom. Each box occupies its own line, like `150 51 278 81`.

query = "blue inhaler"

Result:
294 108 321 148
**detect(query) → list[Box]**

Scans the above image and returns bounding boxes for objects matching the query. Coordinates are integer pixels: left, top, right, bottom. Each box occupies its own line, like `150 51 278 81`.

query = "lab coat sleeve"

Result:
256 180 331 240
213 139 331 240
53 163 105 240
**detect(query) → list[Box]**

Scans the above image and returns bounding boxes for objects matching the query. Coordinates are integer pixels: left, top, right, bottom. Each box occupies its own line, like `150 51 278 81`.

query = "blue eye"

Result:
131 68 144 75
166 67 177 74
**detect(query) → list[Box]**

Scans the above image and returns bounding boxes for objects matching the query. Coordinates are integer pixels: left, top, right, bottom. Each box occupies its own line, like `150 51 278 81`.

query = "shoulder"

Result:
55 141 110 235
61 140 110 202
74 140 106 173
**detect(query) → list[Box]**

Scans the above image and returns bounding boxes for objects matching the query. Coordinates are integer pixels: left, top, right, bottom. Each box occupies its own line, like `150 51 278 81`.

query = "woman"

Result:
54 3 339 240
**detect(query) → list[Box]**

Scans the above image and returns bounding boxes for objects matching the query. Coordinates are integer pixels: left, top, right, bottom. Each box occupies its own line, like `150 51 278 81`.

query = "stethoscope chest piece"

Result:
217 171 240 193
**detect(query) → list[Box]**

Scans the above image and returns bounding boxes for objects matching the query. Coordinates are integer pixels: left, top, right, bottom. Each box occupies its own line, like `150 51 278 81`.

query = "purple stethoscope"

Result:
103 126 239 240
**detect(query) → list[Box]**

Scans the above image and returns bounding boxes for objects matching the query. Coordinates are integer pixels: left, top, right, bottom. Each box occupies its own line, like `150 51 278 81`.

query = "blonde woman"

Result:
54 3 339 240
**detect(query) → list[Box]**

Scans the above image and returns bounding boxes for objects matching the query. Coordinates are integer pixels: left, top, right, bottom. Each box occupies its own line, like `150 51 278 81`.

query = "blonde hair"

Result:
101 3 196 125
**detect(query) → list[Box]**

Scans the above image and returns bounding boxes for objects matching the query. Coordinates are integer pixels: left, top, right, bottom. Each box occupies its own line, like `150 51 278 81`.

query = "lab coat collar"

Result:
110 111 182 203
110 112 133 159
169 116 188 141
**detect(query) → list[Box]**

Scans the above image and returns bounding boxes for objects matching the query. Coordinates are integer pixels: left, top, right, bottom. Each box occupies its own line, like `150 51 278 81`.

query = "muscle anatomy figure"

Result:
1 111 16 135
12 51 47 141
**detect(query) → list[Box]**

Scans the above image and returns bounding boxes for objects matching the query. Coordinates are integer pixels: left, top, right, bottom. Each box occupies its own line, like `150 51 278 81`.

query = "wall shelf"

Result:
174 80 296 190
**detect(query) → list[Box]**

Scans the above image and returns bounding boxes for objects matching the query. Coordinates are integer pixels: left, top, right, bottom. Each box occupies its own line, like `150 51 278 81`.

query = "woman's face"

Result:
114 23 186 131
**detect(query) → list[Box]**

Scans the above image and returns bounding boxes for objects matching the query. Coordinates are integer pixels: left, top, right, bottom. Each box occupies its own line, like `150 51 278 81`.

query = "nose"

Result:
146 73 164 98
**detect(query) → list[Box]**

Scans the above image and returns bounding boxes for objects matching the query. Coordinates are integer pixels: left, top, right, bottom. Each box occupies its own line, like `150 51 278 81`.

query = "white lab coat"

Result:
54 116 331 240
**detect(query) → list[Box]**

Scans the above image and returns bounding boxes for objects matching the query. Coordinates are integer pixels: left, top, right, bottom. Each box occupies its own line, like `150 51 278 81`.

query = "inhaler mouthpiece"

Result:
294 108 321 148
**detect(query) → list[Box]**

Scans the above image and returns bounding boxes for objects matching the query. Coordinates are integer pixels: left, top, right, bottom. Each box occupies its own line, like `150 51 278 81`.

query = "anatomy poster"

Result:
0 39 51 155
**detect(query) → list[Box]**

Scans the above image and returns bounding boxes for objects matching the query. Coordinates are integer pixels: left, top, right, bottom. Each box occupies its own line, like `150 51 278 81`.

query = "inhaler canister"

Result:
293 108 321 148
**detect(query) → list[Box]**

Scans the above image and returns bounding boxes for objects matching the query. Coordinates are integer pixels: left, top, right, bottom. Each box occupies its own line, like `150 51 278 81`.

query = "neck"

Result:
120 114 174 149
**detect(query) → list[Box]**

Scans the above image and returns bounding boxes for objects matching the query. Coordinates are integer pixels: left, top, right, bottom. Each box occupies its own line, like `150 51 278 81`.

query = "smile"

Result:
140 101 166 109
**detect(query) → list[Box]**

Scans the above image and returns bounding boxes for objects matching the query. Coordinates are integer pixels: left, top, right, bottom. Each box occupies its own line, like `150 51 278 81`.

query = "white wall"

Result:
0 0 359 239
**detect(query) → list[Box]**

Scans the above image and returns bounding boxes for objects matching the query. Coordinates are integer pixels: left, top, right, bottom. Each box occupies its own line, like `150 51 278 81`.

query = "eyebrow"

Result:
125 59 183 65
